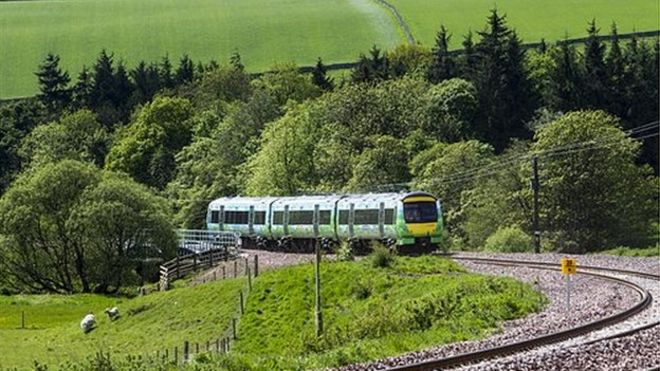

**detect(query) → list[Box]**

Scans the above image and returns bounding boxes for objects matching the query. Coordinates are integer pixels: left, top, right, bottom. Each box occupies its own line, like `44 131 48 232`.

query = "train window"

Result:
273 211 284 225
210 210 220 223
403 202 438 223
289 210 314 225
338 210 349 224
254 211 266 225
354 209 379 225
384 209 394 225
224 210 249 224
319 210 331 224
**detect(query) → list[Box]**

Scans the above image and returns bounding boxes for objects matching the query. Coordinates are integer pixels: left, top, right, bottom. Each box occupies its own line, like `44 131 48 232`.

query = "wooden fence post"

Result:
247 267 252 291
213 271 217 281
210 250 214 267
216 338 220 352
244 258 248 276
254 255 259 277
234 260 237 278
164 348 168 361
174 346 178 364
176 256 180 279
232 318 237 339
206 341 210 351
239 291 244 314
193 254 197 271
21 311 25 329
222 266 226 279
184 341 189 362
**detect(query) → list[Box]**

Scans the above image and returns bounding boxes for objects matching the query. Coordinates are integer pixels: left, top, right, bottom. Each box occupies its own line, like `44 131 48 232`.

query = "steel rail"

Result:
389 257 655 371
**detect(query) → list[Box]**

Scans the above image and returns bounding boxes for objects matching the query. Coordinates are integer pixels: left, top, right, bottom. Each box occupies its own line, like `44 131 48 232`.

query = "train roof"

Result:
209 192 437 208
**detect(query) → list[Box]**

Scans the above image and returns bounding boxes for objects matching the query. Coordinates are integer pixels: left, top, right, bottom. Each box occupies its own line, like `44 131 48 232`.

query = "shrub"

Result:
484 226 532 253
336 241 354 261
371 242 395 268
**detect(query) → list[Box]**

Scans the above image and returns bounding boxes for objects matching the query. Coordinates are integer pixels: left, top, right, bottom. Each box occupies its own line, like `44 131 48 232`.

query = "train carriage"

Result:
207 192 443 252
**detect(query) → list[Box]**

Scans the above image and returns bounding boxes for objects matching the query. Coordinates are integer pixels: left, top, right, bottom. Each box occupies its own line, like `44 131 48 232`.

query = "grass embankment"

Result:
0 0 401 98
389 0 659 47
218 255 546 369
0 277 246 369
600 246 660 257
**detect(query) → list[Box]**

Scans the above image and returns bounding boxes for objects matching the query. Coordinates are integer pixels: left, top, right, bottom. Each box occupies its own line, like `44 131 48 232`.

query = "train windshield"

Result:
403 202 438 223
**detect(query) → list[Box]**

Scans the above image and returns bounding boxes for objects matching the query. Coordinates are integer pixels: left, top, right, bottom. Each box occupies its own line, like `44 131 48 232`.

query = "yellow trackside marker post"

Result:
561 257 577 312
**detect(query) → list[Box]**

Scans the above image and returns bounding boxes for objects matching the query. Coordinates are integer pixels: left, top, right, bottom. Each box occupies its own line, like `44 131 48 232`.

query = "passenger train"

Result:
206 191 443 252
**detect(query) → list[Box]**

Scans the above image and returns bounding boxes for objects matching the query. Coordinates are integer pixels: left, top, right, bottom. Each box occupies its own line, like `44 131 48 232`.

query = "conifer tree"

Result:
427 25 456 83
90 50 116 109
311 58 333 91
549 40 584 111
71 66 93 109
605 24 626 117
459 31 478 78
159 55 174 89
583 20 608 108
35 53 71 111
175 54 195 85
230 52 244 72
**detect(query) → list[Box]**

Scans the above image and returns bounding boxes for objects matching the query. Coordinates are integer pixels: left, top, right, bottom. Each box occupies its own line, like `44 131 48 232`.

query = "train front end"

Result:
396 192 443 250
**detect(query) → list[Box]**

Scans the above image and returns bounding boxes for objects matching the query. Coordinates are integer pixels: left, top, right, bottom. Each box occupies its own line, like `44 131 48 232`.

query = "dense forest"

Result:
0 11 658 293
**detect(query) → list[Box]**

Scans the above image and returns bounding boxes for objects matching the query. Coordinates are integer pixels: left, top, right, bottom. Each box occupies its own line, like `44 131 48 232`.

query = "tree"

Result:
532 110 656 252
387 43 432 77
159 55 174 89
459 31 478 77
19 109 109 169
346 135 409 192
605 23 626 117
582 20 608 108
35 53 71 112
351 46 390 83
411 140 494 238
311 58 334 91
0 160 176 293
71 66 94 109
230 51 244 72
175 54 195 85
105 97 194 189
469 10 536 151
420 78 478 141
252 63 322 108
427 26 457 83
548 39 583 111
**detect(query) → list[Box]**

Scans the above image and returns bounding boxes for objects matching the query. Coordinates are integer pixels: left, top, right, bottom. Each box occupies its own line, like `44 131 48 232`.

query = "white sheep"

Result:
80 313 96 333
104 307 120 321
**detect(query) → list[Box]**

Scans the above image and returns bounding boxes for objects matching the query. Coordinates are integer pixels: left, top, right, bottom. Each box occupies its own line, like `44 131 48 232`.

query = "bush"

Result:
336 241 354 261
484 226 532 253
371 242 395 268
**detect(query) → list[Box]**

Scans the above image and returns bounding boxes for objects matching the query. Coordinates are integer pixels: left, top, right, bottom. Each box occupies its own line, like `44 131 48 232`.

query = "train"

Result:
206 191 443 252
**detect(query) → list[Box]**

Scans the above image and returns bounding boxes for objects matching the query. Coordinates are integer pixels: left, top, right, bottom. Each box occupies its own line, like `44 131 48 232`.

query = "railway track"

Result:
389 256 658 371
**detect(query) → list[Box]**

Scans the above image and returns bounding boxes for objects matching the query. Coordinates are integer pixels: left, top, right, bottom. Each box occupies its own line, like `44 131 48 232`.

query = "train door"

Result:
248 205 254 235
348 203 355 238
283 205 289 236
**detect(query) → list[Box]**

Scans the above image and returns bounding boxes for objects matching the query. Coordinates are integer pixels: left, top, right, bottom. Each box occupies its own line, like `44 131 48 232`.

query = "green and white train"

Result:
206 192 443 252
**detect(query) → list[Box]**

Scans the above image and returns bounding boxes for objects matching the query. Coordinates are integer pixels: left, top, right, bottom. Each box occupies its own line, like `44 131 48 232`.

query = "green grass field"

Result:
0 277 246 369
0 0 402 98
390 0 659 47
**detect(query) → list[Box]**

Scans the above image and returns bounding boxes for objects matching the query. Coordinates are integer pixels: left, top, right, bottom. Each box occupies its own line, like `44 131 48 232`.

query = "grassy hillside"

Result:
0 277 246 369
226 255 546 369
0 0 402 98
390 0 659 47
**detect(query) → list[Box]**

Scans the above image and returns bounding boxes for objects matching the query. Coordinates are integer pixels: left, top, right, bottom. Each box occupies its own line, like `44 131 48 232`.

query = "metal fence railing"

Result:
176 229 240 255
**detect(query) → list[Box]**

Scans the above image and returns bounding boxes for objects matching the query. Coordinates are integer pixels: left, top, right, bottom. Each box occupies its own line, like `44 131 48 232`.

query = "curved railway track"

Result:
389 256 658 371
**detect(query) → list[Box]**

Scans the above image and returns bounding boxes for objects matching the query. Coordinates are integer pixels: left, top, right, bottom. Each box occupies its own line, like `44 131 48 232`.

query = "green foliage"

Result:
370 242 396 268
19 109 109 169
387 43 432 77
35 53 71 112
347 135 409 192
105 96 194 189
532 110 657 251
0 160 176 293
335 241 355 262
421 78 477 141
484 225 532 252
599 246 660 257
253 63 322 107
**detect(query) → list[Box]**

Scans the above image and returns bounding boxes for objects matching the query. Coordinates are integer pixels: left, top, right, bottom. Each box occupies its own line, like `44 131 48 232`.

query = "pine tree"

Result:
583 20 608 108
159 55 174 89
175 54 195 85
311 58 333 91
605 23 626 117
71 66 93 109
351 54 373 83
113 63 133 108
35 53 71 111
459 31 478 78
427 25 456 83
230 52 244 72
549 40 584 111
369 45 389 80
538 38 547 53
91 50 116 109
469 10 535 151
